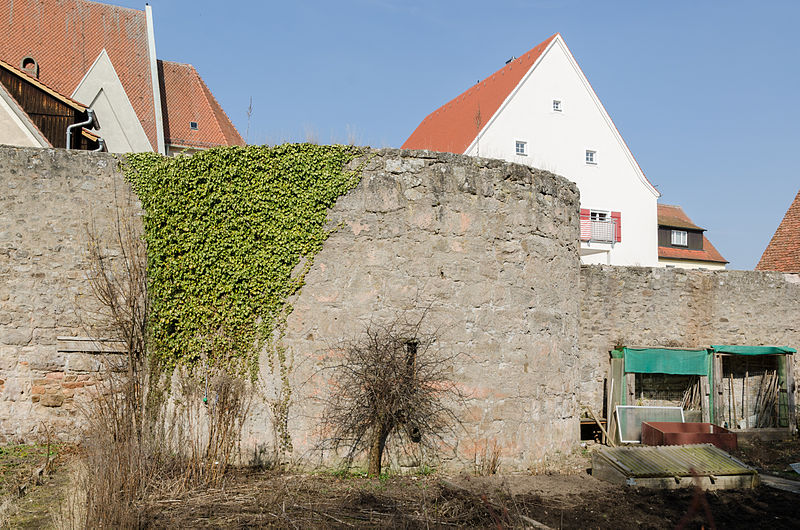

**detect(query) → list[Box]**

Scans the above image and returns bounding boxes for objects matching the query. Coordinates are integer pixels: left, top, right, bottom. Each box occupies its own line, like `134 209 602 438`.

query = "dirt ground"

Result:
140 439 800 529
2 439 799 528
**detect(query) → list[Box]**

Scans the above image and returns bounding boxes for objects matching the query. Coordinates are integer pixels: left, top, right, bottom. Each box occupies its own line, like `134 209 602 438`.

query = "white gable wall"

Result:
72 50 152 153
0 84 48 148
464 37 659 266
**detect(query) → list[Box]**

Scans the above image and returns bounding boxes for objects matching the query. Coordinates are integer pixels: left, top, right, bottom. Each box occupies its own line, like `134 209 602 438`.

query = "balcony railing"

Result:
580 217 616 244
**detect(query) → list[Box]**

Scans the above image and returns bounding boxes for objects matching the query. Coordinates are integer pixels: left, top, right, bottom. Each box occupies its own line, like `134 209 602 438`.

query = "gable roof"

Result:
0 0 158 150
402 34 556 154
158 60 244 149
756 189 800 273
657 204 704 231
657 204 727 264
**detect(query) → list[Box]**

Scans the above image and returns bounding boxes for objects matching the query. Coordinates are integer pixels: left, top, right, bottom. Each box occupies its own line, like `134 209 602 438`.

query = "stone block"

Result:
39 393 64 407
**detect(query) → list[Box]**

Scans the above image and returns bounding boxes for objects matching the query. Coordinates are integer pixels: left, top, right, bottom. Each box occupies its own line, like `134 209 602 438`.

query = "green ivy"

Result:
122 144 363 376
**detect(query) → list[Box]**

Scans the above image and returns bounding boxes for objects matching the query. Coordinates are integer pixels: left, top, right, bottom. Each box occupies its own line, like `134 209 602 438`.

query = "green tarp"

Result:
616 347 710 375
711 345 796 355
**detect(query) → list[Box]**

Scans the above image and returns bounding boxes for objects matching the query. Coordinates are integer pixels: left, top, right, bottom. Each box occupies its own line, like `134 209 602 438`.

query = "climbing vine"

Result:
122 144 363 377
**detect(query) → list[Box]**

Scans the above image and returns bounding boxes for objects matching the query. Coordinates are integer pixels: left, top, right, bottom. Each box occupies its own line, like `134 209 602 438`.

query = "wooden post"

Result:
713 354 724 426
786 355 796 433
626 373 636 406
700 376 711 423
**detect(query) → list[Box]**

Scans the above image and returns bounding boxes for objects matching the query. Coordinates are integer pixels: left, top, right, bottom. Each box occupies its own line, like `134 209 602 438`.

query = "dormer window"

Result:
190 121 199 130
553 100 562 112
20 56 39 78
671 230 688 247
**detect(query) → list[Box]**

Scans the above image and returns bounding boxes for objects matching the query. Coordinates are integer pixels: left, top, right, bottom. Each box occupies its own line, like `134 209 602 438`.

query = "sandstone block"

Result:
39 393 63 407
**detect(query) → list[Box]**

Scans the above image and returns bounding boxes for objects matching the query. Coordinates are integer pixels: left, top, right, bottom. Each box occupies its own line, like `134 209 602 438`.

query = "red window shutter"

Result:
611 211 621 242
579 209 591 241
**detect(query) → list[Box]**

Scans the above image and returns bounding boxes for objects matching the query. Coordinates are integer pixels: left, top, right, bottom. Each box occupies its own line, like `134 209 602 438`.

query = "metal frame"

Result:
616 405 685 444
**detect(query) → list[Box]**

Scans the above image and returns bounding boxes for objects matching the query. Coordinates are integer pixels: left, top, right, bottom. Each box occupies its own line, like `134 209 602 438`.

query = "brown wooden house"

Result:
0 58 101 150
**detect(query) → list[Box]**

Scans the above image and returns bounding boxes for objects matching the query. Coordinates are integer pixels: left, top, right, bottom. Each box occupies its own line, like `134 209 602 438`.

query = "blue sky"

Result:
101 0 798 270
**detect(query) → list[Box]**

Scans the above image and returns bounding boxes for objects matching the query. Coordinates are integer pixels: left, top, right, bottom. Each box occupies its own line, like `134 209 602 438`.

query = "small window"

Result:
190 121 199 130
515 140 527 156
585 150 596 164
553 99 562 112
671 230 688 246
590 210 608 222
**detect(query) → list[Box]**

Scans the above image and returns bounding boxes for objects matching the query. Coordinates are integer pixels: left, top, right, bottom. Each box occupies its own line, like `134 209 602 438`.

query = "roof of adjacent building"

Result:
657 204 728 264
756 189 800 273
0 58 88 112
0 0 158 149
158 61 244 149
402 34 557 154
0 0 242 151
657 204 704 231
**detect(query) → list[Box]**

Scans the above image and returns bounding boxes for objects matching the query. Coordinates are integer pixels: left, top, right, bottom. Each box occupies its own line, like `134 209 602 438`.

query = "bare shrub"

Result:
80 186 252 526
320 312 464 476
473 439 502 476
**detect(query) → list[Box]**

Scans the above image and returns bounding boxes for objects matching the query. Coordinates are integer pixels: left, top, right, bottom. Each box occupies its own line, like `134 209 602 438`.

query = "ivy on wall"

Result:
122 144 363 376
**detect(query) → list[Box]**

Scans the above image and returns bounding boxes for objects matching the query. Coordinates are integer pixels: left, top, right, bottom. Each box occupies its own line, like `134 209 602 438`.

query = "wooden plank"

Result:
56 336 126 354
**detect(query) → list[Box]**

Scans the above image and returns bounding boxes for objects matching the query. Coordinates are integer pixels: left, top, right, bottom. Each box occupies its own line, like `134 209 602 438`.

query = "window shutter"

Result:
611 211 621 242
579 209 591 241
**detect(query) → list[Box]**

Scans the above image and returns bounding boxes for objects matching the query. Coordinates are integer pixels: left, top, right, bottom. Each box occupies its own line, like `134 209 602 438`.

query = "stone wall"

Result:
0 146 132 442
579 266 800 412
247 149 583 470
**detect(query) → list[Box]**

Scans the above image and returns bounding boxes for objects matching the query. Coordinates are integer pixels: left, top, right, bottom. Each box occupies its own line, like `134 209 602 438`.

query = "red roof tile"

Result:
158 60 244 149
0 57 88 112
0 0 158 150
756 189 800 273
402 34 557 153
659 236 728 264
657 204 704 231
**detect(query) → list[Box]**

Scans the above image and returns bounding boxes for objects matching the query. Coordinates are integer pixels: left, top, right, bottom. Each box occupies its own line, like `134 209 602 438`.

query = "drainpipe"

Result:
66 108 95 150
92 137 106 152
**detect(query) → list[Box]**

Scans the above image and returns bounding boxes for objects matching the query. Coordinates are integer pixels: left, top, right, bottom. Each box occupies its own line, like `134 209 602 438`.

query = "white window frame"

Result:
515 140 527 156
671 229 688 247
552 99 562 112
585 150 596 165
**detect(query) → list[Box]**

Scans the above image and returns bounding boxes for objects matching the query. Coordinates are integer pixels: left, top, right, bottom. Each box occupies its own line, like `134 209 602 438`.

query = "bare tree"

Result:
320 312 463 476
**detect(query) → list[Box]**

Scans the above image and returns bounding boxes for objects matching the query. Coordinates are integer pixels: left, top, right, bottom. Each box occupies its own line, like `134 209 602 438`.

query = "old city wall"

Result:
579 265 800 412
2 145 799 470
248 149 583 470
0 146 134 442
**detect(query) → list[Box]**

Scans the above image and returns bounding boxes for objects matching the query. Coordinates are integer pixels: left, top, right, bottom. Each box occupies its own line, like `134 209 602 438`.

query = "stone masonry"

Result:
248 149 582 470
2 145 799 471
0 146 131 442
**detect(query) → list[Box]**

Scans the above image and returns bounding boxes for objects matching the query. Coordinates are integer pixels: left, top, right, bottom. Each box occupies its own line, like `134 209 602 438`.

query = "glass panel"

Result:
616 405 684 443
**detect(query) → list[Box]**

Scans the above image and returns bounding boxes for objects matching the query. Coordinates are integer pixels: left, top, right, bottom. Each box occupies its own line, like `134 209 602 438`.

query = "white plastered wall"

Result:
658 258 727 271
0 84 48 147
465 36 659 266
72 50 153 153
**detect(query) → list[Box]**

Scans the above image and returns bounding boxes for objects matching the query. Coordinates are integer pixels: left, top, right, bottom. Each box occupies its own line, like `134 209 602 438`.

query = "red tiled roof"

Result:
0 0 158 150
158 60 244 149
402 34 557 153
659 236 728 264
657 204 704 231
0 57 88 112
756 189 800 273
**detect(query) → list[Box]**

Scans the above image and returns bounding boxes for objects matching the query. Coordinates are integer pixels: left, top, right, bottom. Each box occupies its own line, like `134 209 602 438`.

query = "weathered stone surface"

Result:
251 149 583 471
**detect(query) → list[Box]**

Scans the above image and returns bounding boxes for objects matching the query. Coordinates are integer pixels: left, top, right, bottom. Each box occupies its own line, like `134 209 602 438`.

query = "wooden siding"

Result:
0 68 86 149
658 226 704 251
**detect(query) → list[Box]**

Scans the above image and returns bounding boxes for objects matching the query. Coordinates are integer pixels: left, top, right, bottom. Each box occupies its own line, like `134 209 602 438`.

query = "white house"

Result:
403 33 660 266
